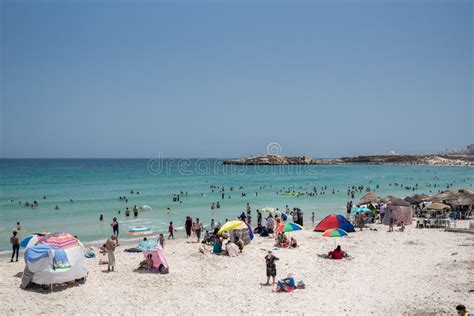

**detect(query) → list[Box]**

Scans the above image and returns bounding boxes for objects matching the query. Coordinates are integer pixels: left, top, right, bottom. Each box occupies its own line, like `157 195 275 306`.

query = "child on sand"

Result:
399 221 405 232
168 221 175 239
158 233 165 248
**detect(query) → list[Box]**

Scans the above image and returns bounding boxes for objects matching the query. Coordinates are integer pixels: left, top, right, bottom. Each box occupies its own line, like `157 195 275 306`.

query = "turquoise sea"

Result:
0 159 472 252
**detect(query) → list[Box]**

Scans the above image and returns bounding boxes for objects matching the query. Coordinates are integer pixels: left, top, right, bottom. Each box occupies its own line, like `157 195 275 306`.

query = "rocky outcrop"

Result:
222 155 343 165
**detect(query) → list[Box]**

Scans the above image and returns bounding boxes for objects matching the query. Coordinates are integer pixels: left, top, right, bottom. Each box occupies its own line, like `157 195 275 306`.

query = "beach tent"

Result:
314 214 355 232
142 244 168 270
382 205 413 225
21 232 87 288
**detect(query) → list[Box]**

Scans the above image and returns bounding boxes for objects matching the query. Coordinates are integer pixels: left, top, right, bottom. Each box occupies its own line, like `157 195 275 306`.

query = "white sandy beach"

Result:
0 221 472 315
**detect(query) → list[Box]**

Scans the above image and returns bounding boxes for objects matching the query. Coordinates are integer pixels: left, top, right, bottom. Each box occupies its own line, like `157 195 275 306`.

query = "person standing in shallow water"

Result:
185 216 192 238
111 217 119 240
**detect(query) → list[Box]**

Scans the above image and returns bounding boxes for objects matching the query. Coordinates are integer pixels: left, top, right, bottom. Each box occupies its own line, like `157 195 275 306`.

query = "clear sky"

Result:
1 0 472 158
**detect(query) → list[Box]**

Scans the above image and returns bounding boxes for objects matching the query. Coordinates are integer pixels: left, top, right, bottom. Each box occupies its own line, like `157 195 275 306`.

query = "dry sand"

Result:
0 221 473 315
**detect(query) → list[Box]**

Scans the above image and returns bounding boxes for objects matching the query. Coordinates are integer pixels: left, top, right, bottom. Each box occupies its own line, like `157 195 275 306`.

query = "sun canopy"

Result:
143 244 168 269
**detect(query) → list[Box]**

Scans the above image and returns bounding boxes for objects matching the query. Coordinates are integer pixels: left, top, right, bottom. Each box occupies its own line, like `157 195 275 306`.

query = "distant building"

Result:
467 144 474 157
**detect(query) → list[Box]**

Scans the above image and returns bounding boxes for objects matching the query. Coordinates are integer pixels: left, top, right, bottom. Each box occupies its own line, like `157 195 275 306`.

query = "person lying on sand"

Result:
138 254 154 270
328 245 345 260
274 273 296 293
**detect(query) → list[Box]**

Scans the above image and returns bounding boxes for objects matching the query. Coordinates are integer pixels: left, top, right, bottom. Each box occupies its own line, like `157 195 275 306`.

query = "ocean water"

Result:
0 158 472 251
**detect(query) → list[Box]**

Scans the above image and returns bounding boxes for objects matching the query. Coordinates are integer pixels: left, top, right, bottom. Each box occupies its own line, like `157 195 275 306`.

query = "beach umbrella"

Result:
322 228 348 247
314 214 355 232
404 194 430 205
351 207 371 214
37 232 79 249
20 233 47 249
276 223 304 234
431 189 474 206
322 228 348 238
128 227 154 237
142 205 152 211
380 195 411 207
218 220 254 240
138 239 157 251
218 220 245 234
359 192 380 204
423 202 451 212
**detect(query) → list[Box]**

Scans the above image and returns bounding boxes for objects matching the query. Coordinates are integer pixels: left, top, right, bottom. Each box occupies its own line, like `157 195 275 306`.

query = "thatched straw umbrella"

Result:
404 194 430 205
422 202 451 212
431 189 474 206
359 192 380 205
380 195 411 207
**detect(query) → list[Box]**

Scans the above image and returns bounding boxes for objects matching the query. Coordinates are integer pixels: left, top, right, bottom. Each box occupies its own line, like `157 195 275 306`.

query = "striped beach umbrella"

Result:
128 227 154 237
37 232 79 249
20 232 48 249
322 228 348 238
276 223 304 234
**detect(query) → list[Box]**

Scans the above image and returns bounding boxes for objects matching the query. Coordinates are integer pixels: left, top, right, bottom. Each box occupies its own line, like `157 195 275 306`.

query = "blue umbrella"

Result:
351 207 371 214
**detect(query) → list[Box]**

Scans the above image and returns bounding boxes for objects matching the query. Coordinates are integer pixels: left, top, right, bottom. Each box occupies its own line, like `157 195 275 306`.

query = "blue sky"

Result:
1 0 472 158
